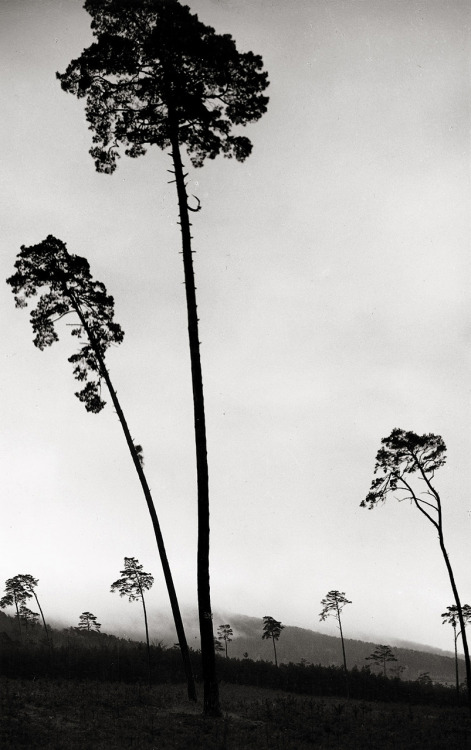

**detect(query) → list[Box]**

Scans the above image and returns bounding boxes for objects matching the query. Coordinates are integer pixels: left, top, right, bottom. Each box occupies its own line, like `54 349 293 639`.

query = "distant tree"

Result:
319 590 351 695
416 671 433 686
365 645 398 677
217 624 233 658
362 428 471 713
78 612 101 632
442 603 471 702
16 603 40 630
111 557 154 681
7 236 195 701
57 0 269 718
243 652 249 660
262 616 284 667
11 574 51 648
389 664 406 679
214 638 224 653
0 578 29 636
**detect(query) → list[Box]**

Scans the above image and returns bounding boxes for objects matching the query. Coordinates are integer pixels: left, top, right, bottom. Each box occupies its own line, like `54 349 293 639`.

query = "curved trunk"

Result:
67 293 197 702
32 591 51 650
169 125 221 717
439 533 471 713
272 636 278 667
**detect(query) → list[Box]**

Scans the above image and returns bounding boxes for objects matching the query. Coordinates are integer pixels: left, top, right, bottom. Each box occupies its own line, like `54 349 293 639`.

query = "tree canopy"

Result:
361 428 446 527
57 0 269 172
110 557 154 601
7 235 124 413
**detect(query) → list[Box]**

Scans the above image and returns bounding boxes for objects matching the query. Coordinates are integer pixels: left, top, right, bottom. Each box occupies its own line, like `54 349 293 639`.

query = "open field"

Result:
1 677 470 749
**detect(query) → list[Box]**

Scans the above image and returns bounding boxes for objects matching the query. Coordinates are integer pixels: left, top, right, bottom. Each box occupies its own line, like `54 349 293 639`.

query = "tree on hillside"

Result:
365 645 398 677
442 603 471 702
111 557 154 682
362 428 471 713
7 236 195 701
319 590 351 696
214 638 224 653
17 603 40 631
217 623 233 658
57 0 269 717
262 616 284 667
11 575 51 648
78 612 101 632
0 577 29 637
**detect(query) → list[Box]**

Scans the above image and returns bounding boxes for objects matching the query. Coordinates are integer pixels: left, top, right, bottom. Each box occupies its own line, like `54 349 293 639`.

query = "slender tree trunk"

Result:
338 614 349 698
66 291 197 703
272 636 278 667
14 596 22 638
31 591 51 650
140 590 152 684
453 627 460 704
169 127 221 717
439 533 471 714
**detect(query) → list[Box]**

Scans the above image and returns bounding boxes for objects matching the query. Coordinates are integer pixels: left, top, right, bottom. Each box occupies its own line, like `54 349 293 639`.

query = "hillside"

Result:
0 609 462 686
211 613 460 685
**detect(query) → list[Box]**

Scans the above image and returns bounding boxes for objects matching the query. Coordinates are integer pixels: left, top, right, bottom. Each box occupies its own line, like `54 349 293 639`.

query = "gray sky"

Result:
1 0 470 652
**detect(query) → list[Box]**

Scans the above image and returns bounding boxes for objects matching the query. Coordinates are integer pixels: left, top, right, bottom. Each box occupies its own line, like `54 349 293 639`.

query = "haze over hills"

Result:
4 600 461 687
45 609 461 687
210 614 461 685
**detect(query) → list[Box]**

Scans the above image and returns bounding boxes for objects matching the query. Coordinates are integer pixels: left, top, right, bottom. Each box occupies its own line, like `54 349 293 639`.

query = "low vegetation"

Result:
1 613 470 748
1 677 469 749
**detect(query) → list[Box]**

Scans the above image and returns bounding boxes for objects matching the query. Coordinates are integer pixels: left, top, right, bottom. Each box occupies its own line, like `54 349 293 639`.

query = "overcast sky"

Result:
1 0 470 654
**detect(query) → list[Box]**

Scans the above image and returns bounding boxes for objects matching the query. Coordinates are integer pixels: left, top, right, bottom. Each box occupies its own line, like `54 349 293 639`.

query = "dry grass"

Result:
1 677 470 749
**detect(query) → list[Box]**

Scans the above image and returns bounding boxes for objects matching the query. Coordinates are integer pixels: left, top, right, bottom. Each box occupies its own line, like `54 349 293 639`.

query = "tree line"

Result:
0 609 462 709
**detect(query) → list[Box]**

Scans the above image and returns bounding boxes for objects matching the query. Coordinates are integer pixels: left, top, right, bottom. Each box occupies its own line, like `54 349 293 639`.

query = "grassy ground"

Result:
1 677 470 749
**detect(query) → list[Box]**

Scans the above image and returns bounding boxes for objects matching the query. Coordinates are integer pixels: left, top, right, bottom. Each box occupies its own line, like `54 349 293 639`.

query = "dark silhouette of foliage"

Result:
217 623 233 658
262 616 284 667
16 603 40 630
7 236 196 701
442 604 471 703
78 612 101 632
0 578 29 638
365 645 398 677
319 590 351 696
0 575 50 647
57 0 269 717
111 557 154 682
362 428 471 713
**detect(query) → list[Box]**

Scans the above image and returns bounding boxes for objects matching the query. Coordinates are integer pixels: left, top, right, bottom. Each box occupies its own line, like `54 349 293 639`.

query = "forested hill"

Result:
212 614 460 685
0 609 461 686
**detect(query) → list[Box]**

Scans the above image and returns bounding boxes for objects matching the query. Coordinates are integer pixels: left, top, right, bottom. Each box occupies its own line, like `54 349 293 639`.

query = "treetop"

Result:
57 0 269 171
7 235 124 413
361 428 446 510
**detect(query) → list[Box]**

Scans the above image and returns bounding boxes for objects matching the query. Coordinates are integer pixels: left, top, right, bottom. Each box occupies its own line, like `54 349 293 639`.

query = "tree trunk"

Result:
453 626 460 704
272 636 278 667
338 614 349 698
140 590 152 684
169 127 221 717
32 591 51 650
14 596 22 638
439 534 471 714
66 291 197 703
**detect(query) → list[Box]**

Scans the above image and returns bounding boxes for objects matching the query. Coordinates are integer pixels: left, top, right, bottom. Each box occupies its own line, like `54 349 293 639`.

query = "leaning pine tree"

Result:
57 0 269 717
7 236 196 701
362 428 471 714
